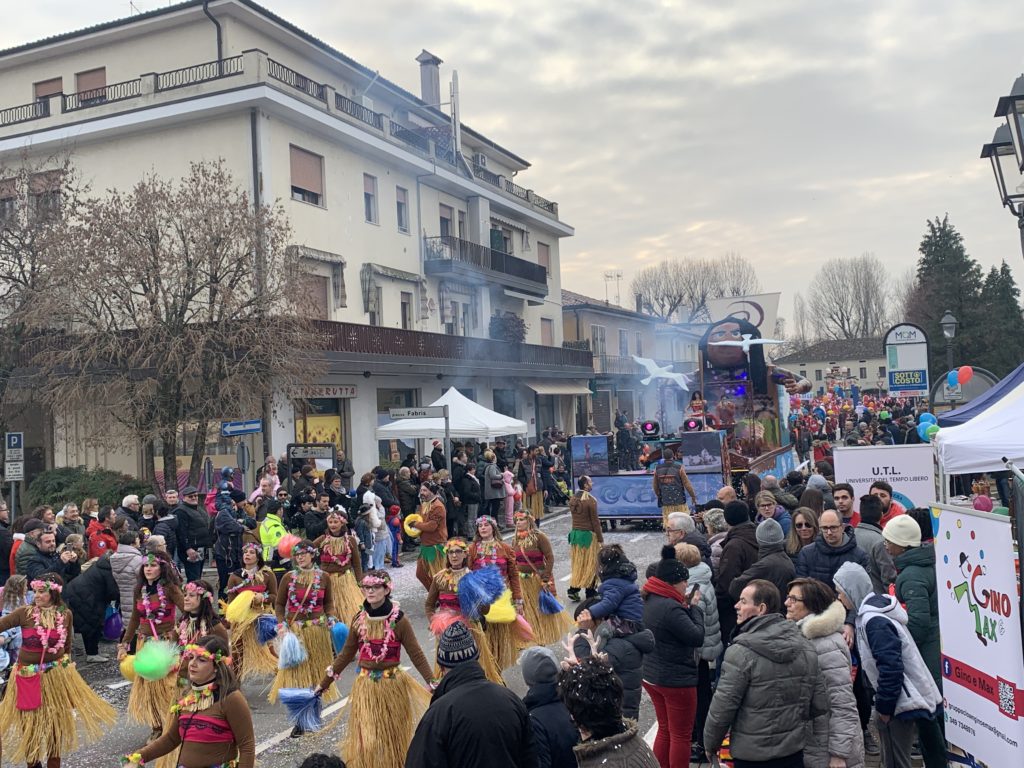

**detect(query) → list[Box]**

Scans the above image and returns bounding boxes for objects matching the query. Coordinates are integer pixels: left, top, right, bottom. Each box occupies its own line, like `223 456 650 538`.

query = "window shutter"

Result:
289 146 323 195
75 68 106 95
34 78 63 100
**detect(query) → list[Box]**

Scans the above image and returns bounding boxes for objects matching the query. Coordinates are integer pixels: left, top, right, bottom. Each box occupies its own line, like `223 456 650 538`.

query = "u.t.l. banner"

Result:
933 503 1024 767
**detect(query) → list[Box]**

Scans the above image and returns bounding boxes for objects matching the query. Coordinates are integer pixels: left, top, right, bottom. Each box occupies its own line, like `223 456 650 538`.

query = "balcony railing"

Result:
268 58 326 102
505 178 529 200
389 121 430 152
0 99 49 127
595 355 646 376
156 56 243 91
311 320 592 369
473 164 501 187
335 94 383 130
423 235 547 286
62 79 142 112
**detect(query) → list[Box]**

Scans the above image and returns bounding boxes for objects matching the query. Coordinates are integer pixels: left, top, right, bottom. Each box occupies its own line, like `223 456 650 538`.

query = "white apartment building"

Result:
0 0 591 483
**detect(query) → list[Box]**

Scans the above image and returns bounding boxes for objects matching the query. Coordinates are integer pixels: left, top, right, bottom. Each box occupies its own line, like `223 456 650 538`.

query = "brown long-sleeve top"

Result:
123 581 185 642
224 566 279 605
175 614 230 648
468 539 522 602
275 568 335 623
313 533 364 579
414 498 449 548
138 689 255 768
513 530 556 583
569 491 603 543
424 568 466 620
319 601 433 689
0 604 73 665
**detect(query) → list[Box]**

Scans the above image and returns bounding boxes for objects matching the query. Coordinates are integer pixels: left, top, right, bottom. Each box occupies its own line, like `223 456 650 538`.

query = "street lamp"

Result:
940 310 958 372
980 123 1024 257
994 74 1024 172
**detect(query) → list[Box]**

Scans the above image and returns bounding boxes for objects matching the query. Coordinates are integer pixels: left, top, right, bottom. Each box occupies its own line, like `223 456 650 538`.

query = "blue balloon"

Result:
918 413 937 425
331 621 350 653
917 423 931 441
947 370 959 388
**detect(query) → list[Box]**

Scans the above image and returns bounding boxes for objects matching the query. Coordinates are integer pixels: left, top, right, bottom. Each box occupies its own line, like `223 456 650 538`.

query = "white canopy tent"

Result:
934 378 1024 474
375 387 528 440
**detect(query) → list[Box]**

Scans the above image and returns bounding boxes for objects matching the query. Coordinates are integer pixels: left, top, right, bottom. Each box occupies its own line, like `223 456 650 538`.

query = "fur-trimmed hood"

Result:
797 600 846 640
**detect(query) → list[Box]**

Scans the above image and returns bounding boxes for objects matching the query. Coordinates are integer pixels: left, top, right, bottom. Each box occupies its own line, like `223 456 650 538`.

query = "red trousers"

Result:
643 681 697 768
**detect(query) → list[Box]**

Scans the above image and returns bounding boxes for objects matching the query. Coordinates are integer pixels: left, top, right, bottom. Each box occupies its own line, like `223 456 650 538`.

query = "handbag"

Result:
15 668 42 711
103 604 124 641
490 477 503 489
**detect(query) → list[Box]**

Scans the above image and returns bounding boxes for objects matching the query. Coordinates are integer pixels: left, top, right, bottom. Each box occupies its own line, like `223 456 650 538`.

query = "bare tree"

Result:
889 267 917 321
717 252 761 297
632 253 762 321
792 292 811 351
25 160 325 489
807 253 892 340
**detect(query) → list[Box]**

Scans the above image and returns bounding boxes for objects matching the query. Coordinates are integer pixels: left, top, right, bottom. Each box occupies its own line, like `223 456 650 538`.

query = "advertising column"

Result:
883 323 931 398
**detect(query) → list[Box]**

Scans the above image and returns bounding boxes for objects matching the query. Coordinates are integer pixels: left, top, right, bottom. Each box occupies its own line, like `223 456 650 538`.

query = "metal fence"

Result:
156 56 243 91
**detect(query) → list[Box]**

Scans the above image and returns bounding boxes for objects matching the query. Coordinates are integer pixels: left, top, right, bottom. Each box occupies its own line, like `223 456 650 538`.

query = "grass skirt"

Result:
127 636 179 728
231 617 279 681
520 573 574 646
569 534 600 590
269 621 339 703
525 490 544 520
483 618 520 669
0 658 116 763
337 667 430 768
429 612 504 685
661 503 689 529
327 570 364 625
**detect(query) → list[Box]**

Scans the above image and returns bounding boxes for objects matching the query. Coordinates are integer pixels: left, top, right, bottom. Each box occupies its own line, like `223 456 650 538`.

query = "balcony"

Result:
311 320 592 375
423 235 548 298
595 355 645 376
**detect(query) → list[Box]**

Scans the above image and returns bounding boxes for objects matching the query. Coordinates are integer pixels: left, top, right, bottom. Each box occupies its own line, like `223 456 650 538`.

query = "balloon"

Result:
331 621 350 653
973 495 994 512
120 654 137 681
277 534 301 559
926 424 940 438
918 413 937 425
993 506 1010 516
947 370 959 388
917 424 931 441
958 366 974 385
133 640 177 681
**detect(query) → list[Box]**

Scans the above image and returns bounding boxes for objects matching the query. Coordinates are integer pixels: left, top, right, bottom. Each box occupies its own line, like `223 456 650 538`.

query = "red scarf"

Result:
642 576 685 604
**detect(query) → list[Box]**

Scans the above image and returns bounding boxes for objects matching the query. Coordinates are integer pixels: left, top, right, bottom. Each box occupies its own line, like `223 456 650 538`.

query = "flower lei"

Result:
169 681 217 715
356 600 400 663
33 605 67 654
142 582 169 625
475 538 502 568
287 568 322 615
177 616 208 648
322 535 352 568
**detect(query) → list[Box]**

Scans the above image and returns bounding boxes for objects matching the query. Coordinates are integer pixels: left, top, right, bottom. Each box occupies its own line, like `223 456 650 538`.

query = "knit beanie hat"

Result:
807 474 830 492
724 500 750 526
882 515 921 548
756 518 784 546
519 646 559 686
654 545 689 584
436 621 479 668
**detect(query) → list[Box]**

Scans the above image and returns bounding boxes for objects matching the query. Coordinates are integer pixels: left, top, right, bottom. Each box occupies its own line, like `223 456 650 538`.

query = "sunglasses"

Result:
794 522 814 529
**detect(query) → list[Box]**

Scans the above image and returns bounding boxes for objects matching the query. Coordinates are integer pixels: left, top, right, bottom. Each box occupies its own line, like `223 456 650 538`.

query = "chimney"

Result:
416 49 443 106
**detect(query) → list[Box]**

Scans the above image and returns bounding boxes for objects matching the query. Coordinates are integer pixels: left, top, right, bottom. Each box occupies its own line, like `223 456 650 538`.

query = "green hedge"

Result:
25 467 152 512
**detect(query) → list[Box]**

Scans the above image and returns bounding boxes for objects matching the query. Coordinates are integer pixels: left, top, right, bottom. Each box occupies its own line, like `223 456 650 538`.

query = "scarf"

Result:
642 576 685 604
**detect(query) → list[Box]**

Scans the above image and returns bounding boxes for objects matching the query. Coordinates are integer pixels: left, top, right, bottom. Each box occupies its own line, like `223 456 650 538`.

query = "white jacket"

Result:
686 561 722 661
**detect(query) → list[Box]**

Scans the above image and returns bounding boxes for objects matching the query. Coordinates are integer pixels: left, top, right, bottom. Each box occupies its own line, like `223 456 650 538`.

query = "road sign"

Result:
287 443 337 462
388 406 448 419
944 382 964 402
221 419 262 438
236 443 251 474
5 432 23 462
4 461 24 481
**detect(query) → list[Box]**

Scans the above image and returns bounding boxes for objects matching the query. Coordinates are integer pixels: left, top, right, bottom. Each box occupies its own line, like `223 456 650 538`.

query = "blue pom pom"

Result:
538 589 564 615
278 688 324 732
256 615 278 645
457 565 506 620
278 631 308 669
331 622 350 653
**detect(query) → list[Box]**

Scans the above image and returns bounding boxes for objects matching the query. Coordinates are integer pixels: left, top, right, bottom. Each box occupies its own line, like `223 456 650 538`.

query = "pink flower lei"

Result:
176 616 208 648
33 605 67 654
143 582 169 624
287 568 322 615
356 600 400 663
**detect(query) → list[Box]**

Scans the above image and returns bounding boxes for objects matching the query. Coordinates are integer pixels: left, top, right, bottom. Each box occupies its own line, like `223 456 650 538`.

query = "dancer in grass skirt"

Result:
467 515 522 669
313 510 363 623
424 537 504 684
224 543 278 680
123 635 255 768
0 573 116 767
176 580 229 649
118 551 185 741
512 510 573 646
568 475 603 602
317 570 433 768
411 481 448 590
270 540 337 709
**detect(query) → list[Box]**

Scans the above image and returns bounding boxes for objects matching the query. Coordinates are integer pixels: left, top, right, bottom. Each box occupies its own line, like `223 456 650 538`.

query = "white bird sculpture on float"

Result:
708 334 785 355
631 356 691 391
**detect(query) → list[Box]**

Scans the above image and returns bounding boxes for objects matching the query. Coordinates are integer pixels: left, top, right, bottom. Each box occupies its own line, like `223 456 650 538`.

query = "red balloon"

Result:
277 533 301 559
957 366 974 385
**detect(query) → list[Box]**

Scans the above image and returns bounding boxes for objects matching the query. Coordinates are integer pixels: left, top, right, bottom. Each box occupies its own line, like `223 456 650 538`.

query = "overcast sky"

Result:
6 1 1024 322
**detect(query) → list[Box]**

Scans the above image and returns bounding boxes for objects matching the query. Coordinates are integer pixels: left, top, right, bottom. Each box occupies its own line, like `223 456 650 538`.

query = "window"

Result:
307 274 330 320
799 370 807 380
289 146 324 206
537 242 550 273
34 77 62 102
878 365 886 378
859 367 867 380
363 174 378 223
75 68 106 105
590 324 607 357
0 179 16 224
618 329 629 357
458 210 466 239
29 171 61 220
541 318 554 346
400 291 413 330
501 228 513 254
368 287 383 326
815 369 823 381
444 301 460 336
439 204 453 237
395 186 409 233
330 263 346 309
635 332 643 357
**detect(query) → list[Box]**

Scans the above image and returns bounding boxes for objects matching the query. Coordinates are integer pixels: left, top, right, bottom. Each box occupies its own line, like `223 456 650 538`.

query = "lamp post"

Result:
940 310 958 372
980 123 1024 258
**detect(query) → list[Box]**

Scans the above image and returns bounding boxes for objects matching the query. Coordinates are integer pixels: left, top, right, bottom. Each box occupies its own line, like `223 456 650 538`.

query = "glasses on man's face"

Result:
794 522 814 529
820 525 841 532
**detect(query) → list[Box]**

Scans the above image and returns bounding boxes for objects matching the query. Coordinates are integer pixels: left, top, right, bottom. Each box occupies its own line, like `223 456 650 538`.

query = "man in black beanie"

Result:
715 501 758 643
406 622 536 768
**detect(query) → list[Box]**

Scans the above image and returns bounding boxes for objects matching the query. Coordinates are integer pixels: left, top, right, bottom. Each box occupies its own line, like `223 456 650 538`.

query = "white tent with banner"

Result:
934 377 1024 474
374 386 528 441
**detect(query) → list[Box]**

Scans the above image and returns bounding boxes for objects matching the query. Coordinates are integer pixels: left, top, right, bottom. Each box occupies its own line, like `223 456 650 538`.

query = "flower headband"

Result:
182 643 232 665
31 579 62 593
476 515 498 530
445 537 468 552
360 573 392 589
513 510 532 521
241 542 262 553
184 582 214 602
292 543 318 557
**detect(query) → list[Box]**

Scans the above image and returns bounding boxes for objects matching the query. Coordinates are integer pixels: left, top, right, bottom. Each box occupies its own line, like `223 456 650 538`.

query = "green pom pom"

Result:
133 640 178 681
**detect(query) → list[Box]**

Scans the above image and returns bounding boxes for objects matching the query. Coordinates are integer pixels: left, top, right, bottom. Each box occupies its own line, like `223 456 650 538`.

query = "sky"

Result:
6 0 1024 323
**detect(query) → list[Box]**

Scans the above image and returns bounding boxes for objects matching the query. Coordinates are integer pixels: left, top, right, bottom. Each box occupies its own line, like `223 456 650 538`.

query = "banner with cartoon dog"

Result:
933 503 1024 767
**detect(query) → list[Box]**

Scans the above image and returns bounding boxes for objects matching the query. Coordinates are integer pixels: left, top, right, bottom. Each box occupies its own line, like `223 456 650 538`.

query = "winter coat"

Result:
175 501 213 552
523 681 579 768
893 545 941 687
458 472 482 505
714 523 758 600
641 592 704 688
574 626 655 720
483 461 506 501
110 544 144 623
685 561 722 662
855 594 942 718
406 661 536 768
14 538 37 576
708 531 727 574
0 521 12 583
431 447 446 471
683 530 713 568
798 601 865 768
303 509 328 542
64 554 121 634
769 487 800 511
397 477 420 516
853 522 896 595
86 519 118 560
212 502 245 563
573 724 659 768
728 542 795 607
152 514 179 559
795 528 870 590
25 548 81 583
704 613 828 761
372 479 398 510
755 505 792 536
591 561 644 624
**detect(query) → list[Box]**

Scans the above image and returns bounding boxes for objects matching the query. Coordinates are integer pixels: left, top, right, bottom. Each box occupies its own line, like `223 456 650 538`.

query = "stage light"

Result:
682 418 702 432
640 420 660 437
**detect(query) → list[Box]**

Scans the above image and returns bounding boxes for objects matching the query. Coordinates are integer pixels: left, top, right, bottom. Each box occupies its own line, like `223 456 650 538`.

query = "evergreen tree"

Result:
977 262 1024 377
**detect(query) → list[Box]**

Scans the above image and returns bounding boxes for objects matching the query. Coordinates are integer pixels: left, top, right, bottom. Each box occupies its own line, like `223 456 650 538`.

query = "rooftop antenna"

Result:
604 270 623 306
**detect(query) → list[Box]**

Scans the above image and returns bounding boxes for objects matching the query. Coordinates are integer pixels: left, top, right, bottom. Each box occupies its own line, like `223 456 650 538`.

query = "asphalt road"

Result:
22 510 669 768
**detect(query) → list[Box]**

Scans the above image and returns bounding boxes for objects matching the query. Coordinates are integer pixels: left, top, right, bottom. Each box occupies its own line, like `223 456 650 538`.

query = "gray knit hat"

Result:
756 518 784 546
436 621 479 668
519 646 559 686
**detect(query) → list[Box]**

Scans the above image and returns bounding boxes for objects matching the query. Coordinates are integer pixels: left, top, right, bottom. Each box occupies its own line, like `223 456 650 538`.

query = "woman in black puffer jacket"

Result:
64 553 121 661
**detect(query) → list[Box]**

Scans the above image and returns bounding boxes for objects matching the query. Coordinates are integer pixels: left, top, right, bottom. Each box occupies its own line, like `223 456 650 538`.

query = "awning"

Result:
503 287 544 306
524 380 591 396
